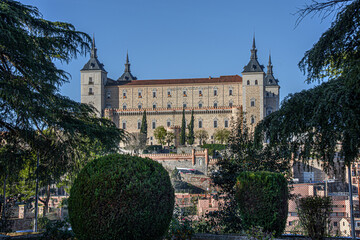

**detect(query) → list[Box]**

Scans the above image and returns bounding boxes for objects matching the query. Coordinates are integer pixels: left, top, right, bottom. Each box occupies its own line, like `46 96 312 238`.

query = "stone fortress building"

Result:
80 37 280 145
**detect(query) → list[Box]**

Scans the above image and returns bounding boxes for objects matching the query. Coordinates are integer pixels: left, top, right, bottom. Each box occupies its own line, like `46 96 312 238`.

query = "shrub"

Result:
201 144 226 156
297 196 332 240
68 154 175 240
235 171 288 236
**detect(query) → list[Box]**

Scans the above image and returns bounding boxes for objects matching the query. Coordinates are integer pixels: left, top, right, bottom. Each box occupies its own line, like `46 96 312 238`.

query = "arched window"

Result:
229 101 233 107
198 102 203 108
214 88 218 96
199 89 203 96
123 103 127 110
153 103 157 109
137 120 141 130
229 88 233 96
167 89 171 97
198 119 203 128
167 102 171 109
138 103 142 109
123 90 127 99
251 116 255 124
152 120 156 129
152 89 157 98
247 80 250 85
214 102 218 108
255 80 258 85
183 103 187 108
122 120 126 129
167 119 171 127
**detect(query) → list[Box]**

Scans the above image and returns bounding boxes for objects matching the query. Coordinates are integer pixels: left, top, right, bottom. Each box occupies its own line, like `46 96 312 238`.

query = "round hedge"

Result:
235 171 288 236
68 154 175 240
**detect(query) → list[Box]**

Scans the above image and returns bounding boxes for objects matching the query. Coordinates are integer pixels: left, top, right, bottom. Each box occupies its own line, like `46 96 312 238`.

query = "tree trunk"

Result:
2 170 8 220
40 184 51 216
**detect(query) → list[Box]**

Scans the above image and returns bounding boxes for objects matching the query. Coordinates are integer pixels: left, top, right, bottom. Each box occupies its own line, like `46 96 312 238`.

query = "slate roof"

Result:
106 75 242 86
81 57 106 71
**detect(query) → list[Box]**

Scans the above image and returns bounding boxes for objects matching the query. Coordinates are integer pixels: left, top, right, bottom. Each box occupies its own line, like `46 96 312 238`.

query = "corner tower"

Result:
118 52 137 81
80 36 108 117
264 53 280 116
242 36 265 127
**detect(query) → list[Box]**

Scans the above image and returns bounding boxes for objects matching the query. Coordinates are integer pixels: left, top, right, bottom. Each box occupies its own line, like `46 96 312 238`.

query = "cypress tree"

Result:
180 109 186 145
139 110 147 146
187 110 195 145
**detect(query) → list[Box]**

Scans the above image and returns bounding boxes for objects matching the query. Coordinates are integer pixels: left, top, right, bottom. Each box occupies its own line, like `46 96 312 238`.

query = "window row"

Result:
114 101 235 110
246 80 258 85
120 119 230 130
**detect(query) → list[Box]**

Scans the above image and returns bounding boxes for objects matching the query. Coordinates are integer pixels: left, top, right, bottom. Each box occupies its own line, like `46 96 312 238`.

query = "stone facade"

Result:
80 37 280 145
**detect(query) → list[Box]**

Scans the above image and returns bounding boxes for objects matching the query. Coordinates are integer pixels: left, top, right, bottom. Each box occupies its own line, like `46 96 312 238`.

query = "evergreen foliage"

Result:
209 115 290 234
68 154 175 240
214 129 230 144
195 130 208 145
187 110 195 145
180 109 186 145
235 171 288 237
297 196 332 240
139 110 148 147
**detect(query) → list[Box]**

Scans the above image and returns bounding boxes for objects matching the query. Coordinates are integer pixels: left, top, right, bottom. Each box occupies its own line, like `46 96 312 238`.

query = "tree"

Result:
214 129 230 144
0 0 126 227
187 110 195 145
154 126 167 145
195 130 208 145
208 116 290 233
139 110 148 147
180 109 186 145
165 132 175 147
297 0 360 92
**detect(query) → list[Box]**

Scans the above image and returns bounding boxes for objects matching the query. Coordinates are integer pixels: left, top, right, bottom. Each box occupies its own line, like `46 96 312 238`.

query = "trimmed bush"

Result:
297 196 332 240
235 171 288 236
68 154 175 240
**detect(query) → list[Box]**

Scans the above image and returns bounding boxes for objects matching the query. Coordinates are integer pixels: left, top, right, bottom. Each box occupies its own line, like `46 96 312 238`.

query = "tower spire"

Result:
250 34 257 60
91 34 97 58
267 51 273 75
124 51 130 72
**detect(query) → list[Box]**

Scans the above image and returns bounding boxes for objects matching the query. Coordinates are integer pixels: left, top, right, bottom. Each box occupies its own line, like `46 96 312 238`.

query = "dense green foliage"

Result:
187 110 195 145
235 171 288 236
297 196 332 240
298 0 360 92
214 129 230 144
180 109 186 145
209 116 290 233
154 126 167 145
68 154 174 240
139 110 148 147
201 143 225 156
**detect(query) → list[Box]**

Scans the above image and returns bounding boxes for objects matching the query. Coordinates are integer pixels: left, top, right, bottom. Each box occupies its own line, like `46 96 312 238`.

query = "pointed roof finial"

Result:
250 34 257 60
124 51 130 72
267 51 273 75
91 34 97 58
118 51 137 81
252 33 256 50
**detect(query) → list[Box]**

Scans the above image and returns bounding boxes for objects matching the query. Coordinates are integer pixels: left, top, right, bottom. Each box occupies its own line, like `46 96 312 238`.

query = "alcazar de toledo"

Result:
80 37 280 146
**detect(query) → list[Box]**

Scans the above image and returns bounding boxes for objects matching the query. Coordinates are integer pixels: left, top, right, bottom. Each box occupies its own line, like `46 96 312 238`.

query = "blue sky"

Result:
24 0 333 103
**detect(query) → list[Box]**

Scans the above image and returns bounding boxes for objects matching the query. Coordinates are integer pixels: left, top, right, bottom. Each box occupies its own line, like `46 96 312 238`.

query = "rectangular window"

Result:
199 103 202 108
183 103 187 108
89 88 93 95
167 104 171 109
251 100 255 107
153 104 156 109
199 121 202 128
123 92 127 98
122 122 126 129
334 222 338 227
183 91 187 97
153 91 156 98
225 120 229 128
214 89 217 96
229 102 233 107
152 122 156 129
214 102 217 108
167 121 171 127
138 91 142 98
138 122 141 129
229 89 233 96
199 90 203 96
107 91 111 99
167 91 171 97
214 121 217 128
89 77 93 84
